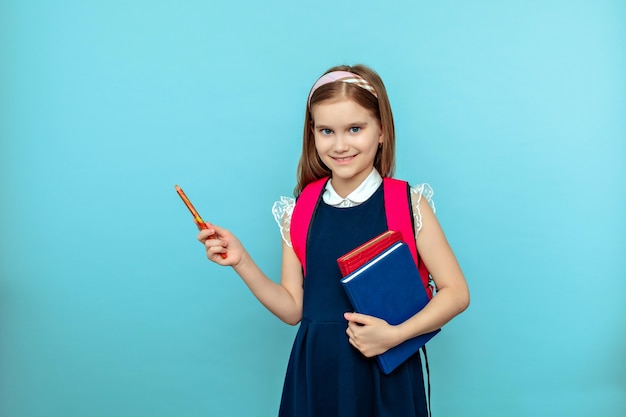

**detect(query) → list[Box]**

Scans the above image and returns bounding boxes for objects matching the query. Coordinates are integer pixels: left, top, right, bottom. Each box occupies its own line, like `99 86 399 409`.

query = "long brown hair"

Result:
294 64 396 197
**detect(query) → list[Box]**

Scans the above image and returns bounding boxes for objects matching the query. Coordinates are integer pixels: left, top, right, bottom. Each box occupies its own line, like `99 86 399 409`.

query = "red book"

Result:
337 230 403 277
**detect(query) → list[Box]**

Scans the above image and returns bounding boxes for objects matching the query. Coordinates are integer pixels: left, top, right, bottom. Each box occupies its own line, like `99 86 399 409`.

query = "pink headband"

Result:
307 71 378 106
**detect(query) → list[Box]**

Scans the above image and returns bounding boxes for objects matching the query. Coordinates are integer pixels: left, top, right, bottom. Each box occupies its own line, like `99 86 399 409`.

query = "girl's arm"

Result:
198 224 304 325
345 198 469 357
395 196 470 335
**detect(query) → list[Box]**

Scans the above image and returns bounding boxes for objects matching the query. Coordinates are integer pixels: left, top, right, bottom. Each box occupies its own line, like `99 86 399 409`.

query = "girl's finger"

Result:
344 312 373 325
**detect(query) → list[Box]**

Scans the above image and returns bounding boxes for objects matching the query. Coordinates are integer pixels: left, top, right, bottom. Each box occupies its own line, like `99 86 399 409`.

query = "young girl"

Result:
197 65 469 417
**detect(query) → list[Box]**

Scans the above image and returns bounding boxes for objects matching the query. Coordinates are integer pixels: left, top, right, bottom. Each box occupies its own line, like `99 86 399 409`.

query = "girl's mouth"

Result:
332 155 356 163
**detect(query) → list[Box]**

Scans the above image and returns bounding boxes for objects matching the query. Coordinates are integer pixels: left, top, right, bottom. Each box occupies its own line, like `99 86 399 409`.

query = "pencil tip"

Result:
175 184 181 190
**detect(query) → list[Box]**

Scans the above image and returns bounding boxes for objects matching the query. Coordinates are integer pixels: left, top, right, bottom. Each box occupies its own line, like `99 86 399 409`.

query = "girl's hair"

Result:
294 64 396 197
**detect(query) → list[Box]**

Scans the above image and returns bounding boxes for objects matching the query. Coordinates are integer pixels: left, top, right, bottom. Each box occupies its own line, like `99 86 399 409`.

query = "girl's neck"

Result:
330 179 358 199
329 168 380 199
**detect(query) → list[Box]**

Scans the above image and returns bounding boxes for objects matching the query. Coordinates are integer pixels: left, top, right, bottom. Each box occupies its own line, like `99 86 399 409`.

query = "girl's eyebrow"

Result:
314 121 369 129
313 123 331 129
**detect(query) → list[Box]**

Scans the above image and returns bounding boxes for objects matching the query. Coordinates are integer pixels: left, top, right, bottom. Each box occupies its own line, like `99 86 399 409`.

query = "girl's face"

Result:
311 98 383 197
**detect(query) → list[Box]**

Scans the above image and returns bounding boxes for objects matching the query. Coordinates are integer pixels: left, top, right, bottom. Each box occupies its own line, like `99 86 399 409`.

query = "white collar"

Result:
323 169 383 208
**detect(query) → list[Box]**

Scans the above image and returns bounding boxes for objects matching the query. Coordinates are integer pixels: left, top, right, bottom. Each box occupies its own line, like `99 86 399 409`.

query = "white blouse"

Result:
272 169 435 247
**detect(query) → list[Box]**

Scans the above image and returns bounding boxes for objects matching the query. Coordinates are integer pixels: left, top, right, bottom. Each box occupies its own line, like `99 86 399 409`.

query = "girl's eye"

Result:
321 128 333 135
349 126 361 133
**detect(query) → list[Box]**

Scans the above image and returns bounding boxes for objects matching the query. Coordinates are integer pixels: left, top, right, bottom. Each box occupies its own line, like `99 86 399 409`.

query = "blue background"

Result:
1 1 624 416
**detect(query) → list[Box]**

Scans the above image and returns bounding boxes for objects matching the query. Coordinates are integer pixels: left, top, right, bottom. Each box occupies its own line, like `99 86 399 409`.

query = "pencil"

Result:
175 185 207 228
175 185 227 259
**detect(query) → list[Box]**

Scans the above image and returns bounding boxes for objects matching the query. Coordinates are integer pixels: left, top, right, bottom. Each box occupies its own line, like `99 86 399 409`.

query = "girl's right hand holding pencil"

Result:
197 223 246 268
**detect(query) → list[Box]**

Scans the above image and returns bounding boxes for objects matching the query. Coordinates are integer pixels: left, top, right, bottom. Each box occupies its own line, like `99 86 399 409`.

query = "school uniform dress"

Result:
272 169 434 417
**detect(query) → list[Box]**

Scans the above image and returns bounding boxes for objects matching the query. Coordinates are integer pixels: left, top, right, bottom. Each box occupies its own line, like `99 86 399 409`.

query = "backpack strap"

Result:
420 346 433 417
290 177 328 276
383 178 433 299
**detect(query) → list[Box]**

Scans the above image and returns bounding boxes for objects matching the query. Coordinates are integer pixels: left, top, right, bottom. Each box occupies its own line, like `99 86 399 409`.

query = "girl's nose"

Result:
333 135 350 152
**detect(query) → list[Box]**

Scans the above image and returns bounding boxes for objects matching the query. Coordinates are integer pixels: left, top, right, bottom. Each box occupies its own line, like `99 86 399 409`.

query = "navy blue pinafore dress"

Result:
278 185 428 417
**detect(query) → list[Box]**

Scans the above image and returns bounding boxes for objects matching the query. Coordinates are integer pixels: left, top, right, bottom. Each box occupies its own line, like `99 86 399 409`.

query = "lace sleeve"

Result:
272 196 295 247
410 183 435 239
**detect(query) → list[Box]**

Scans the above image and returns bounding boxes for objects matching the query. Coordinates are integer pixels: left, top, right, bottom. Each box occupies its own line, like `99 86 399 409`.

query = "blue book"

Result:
340 241 440 374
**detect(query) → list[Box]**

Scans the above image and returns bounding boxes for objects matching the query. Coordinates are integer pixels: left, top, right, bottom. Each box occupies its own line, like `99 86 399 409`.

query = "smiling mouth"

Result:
332 155 356 162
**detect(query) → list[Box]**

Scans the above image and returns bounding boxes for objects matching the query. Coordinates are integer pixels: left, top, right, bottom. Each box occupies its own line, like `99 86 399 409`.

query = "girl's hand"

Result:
344 312 401 358
197 223 246 267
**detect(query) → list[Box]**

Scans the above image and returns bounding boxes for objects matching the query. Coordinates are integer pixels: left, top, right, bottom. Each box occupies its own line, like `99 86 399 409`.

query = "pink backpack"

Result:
290 177 433 299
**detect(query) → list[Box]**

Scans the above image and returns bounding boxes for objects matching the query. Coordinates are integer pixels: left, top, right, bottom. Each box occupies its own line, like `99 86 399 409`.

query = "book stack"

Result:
338 230 440 374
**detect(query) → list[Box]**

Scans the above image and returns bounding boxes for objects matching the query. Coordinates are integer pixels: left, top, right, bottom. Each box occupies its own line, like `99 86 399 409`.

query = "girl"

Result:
198 64 469 417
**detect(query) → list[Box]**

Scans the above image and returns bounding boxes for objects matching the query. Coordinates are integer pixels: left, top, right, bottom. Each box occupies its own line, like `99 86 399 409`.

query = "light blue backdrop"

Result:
1 1 624 416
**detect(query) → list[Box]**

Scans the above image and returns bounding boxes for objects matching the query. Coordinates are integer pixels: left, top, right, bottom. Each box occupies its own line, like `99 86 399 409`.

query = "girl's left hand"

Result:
344 312 401 358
